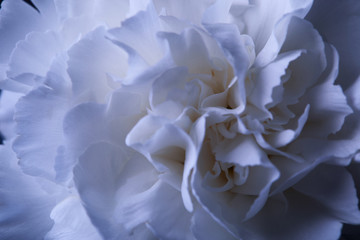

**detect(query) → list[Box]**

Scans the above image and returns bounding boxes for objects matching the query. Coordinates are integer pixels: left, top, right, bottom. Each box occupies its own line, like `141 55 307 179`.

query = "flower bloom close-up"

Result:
1 0 360 239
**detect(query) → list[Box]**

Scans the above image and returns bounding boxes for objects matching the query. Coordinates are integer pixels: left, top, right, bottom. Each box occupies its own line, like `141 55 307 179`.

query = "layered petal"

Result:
0 143 60 240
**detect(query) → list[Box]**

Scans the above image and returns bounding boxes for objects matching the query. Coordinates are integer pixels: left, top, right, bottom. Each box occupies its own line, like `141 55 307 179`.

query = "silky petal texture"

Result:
54 0 133 26
0 0 58 64
67 27 128 103
160 29 212 75
0 143 58 240
154 0 216 25
74 143 159 239
248 50 303 114
127 114 204 212
204 23 250 112
1 0 360 239
74 141 163 239
13 80 69 180
11 50 70 178
60 87 145 183
242 190 343 240
74 142 129 239
232 0 313 53
202 0 234 25
60 103 108 182
7 31 63 79
45 196 102 240
294 164 360 224
54 0 97 20
279 16 326 106
118 180 193 240
192 135 279 238
306 0 360 89
346 76 360 112
0 91 22 140
150 67 189 110
190 207 238 240
109 6 164 67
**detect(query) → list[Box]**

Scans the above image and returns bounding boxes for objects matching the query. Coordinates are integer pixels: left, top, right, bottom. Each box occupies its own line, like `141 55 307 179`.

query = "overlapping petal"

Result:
0 0 360 239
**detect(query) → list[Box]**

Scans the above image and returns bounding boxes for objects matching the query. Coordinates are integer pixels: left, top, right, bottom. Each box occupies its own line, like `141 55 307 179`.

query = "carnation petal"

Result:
0 91 22 140
280 17 326 105
204 23 251 111
127 114 203 212
294 165 360 224
0 144 57 240
160 28 212 75
307 0 360 89
118 180 193 240
13 83 69 180
73 141 128 239
7 31 63 79
244 190 343 240
249 50 303 112
108 7 164 66
193 135 279 237
297 45 352 138
0 0 58 64
61 103 107 182
67 27 128 103
190 207 238 240
154 0 215 25
235 0 312 53
45 196 102 240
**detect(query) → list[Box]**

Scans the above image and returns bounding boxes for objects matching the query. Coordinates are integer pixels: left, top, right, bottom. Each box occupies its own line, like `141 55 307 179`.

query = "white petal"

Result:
193 135 279 237
214 135 269 167
204 23 251 112
67 27 128 103
302 83 352 137
287 107 360 164
117 180 193 240
234 0 312 53
159 28 212 75
346 76 360 111
94 0 130 27
55 0 129 28
7 31 63 79
73 141 128 239
109 7 164 66
190 207 238 240
13 83 69 180
45 196 102 240
270 155 319 195
294 164 360 224
202 0 233 24
296 45 352 137
128 0 151 17
280 17 326 105
127 114 203 212
307 0 360 89
60 103 107 182
243 190 343 240
265 104 310 148
53 0 96 21
0 143 57 239
249 50 303 112
0 90 22 140
154 0 215 25
0 0 58 64
150 66 188 109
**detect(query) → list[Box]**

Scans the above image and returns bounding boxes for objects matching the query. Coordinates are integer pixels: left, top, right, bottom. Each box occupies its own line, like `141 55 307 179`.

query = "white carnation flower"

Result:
1 0 360 239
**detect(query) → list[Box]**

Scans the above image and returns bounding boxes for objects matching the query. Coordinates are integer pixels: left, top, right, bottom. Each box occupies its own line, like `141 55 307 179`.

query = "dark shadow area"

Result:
0 0 39 12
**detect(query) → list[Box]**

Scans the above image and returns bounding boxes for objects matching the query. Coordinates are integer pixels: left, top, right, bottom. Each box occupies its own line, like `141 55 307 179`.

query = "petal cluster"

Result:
1 0 360 239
